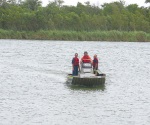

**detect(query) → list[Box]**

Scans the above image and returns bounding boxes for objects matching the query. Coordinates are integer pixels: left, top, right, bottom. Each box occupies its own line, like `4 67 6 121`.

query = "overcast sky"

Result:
42 0 148 7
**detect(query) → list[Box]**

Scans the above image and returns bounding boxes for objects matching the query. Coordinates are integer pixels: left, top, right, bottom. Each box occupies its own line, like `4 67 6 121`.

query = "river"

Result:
0 39 150 125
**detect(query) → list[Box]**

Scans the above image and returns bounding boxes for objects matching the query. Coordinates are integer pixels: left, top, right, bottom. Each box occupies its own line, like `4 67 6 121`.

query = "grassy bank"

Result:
0 29 150 42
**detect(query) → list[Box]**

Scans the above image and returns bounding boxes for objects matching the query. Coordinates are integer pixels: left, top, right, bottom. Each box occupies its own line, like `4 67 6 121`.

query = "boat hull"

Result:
67 72 106 87
72 76 105 86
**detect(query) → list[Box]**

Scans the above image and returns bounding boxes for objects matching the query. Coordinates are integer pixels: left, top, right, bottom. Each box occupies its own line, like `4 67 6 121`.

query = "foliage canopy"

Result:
0 0 150 32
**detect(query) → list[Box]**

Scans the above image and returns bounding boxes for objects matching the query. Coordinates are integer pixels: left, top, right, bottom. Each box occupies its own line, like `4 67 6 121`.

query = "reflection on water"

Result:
0 40 150 125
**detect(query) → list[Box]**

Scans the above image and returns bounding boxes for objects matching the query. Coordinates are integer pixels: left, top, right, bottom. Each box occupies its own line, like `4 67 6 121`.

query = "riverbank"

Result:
0 29 150 42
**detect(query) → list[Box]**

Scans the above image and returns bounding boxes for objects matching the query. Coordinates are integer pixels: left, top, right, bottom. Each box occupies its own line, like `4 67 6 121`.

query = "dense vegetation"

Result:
0 0 150 41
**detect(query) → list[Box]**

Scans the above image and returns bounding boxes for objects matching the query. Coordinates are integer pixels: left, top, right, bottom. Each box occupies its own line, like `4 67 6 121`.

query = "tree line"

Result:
0 0 150 32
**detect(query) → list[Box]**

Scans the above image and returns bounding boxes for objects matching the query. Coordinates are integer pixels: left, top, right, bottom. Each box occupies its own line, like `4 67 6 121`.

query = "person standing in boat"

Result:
93 54 98 74
72 53 80 76
80 51 92 63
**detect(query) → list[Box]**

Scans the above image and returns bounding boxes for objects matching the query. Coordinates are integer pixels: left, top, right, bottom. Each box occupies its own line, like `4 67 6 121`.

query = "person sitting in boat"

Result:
93 54 98 74
80 51 92 64
72 53 80 76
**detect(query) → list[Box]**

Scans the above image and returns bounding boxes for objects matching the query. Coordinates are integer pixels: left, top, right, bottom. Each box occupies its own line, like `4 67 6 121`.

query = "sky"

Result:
42 0 149 7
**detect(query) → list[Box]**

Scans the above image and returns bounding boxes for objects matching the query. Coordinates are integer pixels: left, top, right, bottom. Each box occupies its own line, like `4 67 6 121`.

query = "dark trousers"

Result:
72 66 79 76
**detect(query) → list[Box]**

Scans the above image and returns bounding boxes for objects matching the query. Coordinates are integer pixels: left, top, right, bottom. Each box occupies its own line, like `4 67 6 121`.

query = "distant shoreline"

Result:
0 29 150 42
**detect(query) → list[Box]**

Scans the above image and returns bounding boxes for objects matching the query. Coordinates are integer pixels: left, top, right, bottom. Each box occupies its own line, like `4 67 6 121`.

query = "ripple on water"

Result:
0 40 150 125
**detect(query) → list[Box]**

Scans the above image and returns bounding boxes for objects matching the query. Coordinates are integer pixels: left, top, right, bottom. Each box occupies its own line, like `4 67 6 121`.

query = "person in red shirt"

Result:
80 51 92 63
72 53 80 76
93 54 98 74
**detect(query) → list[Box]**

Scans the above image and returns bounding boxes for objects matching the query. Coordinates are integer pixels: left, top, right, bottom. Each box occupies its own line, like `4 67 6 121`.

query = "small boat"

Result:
67 63 106 87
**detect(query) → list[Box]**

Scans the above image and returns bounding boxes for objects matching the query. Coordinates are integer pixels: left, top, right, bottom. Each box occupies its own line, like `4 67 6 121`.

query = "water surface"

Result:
0 40 150 125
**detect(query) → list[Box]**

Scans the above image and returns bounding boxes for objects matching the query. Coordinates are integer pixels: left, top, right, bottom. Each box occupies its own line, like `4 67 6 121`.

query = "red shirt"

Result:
81 55 91 63
93 57 98 68
72 57 79 66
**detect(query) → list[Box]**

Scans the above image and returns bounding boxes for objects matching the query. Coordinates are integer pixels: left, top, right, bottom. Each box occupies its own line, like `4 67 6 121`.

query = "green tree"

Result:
102 1 124 15
126 4 139 13
7 0 17 4
21 0 42 11
0 0 6 5
56 0 64 7
145 0 150 3
0 0 149 32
